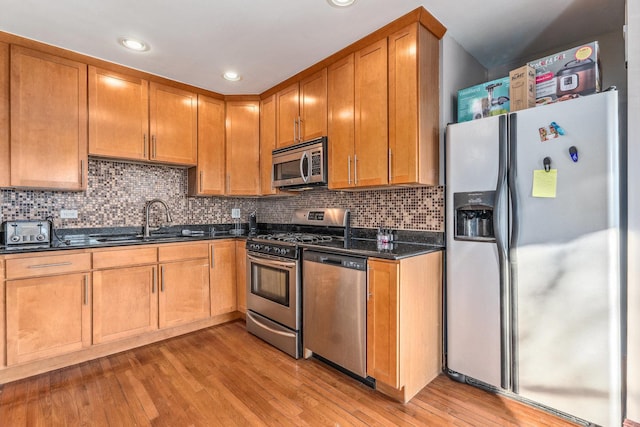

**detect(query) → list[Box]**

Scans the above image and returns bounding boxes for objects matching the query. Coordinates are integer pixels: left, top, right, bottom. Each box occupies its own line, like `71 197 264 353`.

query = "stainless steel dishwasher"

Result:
302 250 368 378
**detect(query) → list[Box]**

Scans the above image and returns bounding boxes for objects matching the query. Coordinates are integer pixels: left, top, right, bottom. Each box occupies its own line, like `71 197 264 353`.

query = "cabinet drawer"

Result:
93 246 157 269
159 242 209 262
6 253 91 279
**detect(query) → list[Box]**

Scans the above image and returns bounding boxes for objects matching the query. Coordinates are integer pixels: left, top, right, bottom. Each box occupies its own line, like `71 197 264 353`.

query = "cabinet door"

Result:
189 95 226 195
210 240 237 315
366 259 399 388
299 69 327 141
327 54 355 189
260 94 278 195
159 258 210 328
10 46 87 190
0 42 8 188
354 38 388 187
88 67 149 161
389 24 439 185
276 82 300 147
225 100 260 195
93 265 158 344
235 240 247 314
149 82 197 165
6 273 91 365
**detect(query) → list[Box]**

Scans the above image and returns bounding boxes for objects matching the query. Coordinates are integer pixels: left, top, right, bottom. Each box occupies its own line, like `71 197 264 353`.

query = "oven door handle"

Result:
247 312 297 338
247 254 297 269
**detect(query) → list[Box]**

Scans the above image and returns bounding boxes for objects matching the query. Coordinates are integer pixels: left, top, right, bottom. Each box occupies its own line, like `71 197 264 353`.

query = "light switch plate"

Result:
60 209 78 219
231 208 241 219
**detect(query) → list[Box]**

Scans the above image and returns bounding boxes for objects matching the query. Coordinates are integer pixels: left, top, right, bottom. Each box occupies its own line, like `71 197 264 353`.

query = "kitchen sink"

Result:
89 231 205 245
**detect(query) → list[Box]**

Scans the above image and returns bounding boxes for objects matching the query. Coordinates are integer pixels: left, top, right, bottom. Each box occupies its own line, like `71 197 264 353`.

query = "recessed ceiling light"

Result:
118 37 149 52
223 71 242 82
327 0 356 7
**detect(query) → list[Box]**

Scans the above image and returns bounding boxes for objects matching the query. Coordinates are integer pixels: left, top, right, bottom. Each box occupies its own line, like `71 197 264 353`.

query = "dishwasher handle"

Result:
319 256 343 266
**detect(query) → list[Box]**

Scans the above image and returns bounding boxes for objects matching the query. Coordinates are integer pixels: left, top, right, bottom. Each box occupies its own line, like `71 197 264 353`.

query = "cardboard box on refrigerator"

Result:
457 76 510 122
527 42 601 105
509 65 536 112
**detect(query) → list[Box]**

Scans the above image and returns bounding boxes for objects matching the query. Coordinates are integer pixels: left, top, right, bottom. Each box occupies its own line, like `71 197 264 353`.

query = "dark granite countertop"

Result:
300 238 442 260
0 223 444 260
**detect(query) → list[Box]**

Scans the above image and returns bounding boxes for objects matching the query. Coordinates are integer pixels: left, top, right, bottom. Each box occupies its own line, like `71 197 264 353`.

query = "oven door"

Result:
246 253 300 330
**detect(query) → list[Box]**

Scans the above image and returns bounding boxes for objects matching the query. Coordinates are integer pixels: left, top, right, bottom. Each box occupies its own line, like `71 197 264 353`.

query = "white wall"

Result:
439 34 486 184
626 0 640 421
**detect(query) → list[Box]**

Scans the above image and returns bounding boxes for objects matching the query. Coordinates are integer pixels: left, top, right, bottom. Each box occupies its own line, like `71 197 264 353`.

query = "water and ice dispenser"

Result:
454 191 496 241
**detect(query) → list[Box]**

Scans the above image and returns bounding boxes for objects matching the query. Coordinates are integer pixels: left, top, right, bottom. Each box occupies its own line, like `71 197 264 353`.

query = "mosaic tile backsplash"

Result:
0 159 444 231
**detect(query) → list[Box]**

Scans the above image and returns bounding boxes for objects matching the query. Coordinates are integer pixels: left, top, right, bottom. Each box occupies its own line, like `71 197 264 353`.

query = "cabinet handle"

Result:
161 266 165 292
293 118 297 143
80 159 84 187
354 154 358 185
210 245 215 268
298 117 303 142
152 267 156 293
388 148 392 184
367 266 372 301
226 174 230 193
199 171 203 192
347 156 351 185
143 134 147 158
83 275 88 305
152 135 156 158
28 261 72 269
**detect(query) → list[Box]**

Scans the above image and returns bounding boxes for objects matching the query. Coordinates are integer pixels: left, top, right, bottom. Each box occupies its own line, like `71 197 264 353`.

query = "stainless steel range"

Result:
245 208 350 359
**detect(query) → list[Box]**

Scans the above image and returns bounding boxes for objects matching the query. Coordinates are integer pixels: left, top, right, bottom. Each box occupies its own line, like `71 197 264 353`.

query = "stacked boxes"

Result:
457 76 510 122
509 65 536 112
527 42 601 105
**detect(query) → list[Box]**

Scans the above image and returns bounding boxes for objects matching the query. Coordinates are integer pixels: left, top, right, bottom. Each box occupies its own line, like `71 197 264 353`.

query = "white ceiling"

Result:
0 0 625 95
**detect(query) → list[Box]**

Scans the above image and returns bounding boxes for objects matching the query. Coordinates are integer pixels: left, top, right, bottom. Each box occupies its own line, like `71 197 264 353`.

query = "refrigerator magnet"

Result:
569 146 579 162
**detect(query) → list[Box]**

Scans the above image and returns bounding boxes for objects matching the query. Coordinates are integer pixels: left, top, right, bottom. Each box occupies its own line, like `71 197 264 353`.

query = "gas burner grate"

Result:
256 233 334 244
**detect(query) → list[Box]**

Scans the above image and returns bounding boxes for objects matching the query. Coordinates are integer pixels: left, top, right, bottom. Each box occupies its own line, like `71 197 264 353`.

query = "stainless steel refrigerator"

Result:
445 91 623 426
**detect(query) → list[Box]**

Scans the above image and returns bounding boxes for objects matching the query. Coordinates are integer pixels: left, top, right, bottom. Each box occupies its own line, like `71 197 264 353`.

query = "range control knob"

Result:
36 234 46 241
10 235 21 243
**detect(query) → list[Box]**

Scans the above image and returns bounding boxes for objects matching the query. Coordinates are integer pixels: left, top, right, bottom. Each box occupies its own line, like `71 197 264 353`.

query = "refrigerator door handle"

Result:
508 113 520 393
494 114 511 390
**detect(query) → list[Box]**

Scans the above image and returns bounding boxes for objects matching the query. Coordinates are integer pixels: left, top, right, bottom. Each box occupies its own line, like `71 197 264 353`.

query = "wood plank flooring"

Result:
0 320 579 426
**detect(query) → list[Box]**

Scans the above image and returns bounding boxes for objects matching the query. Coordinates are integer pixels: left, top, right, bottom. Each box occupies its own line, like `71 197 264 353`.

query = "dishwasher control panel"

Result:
303 250 367 271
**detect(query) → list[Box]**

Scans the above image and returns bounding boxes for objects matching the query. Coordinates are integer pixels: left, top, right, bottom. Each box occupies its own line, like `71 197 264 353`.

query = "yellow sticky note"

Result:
532 169 557 198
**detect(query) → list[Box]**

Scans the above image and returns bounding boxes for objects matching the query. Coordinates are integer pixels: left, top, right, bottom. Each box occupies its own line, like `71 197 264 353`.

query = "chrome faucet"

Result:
144 199 173 238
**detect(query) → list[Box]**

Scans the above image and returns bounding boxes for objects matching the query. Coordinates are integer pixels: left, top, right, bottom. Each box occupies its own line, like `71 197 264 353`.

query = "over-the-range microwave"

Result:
272 136 327 190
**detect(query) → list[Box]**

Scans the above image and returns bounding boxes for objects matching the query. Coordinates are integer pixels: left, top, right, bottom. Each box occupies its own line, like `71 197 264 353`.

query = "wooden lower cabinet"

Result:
367 251 443 402
159 258 210 328
93 265 158 344
235 240 247 313
210 240 237 315
6 272 91 365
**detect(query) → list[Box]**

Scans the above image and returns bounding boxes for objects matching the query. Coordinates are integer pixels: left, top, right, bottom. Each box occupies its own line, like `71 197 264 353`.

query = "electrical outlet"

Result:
231 208 241 219
60 209 78 219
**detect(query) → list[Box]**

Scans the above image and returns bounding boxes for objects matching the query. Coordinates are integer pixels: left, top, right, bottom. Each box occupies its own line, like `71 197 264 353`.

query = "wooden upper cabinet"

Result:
389 23 440 186
276 82 300 147
354 38 388 187
225 100 260 195
276 69 327 148
327 54 355 190
0 42 8 188
88 66 149 161
299 69 327 141
149 82 197 166
10 46 87 190
188 95 226 196
260 94 278 195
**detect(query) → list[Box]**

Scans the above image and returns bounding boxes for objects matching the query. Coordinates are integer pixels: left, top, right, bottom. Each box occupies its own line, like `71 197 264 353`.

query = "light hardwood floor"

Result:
0 320 579 426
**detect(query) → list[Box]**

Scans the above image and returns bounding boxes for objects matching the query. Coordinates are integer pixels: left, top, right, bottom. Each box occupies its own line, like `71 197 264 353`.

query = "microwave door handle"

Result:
300 152 310 183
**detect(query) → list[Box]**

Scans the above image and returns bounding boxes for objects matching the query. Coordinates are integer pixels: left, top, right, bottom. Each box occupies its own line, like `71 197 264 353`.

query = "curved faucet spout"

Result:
144 199 173 237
